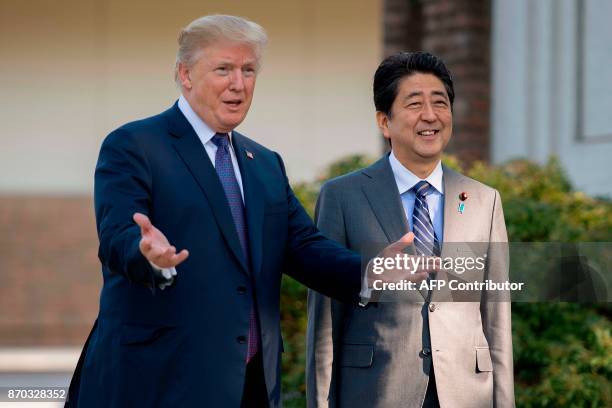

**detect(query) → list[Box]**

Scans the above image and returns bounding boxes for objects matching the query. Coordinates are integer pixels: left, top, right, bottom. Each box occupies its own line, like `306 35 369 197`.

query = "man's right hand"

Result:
133 212 189 268
373 232 439 282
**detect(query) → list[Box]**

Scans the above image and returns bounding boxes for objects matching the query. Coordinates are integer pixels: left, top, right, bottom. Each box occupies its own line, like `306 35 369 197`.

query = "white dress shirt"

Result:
153 95 247 286
388 151 444 241
177 94 245 200
360 153 445 304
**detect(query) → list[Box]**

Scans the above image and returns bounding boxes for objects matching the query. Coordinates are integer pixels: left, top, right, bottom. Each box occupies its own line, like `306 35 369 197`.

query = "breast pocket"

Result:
475 346 493 372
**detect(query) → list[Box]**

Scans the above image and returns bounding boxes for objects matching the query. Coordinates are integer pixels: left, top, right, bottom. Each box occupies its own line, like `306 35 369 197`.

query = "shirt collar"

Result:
178 94 234 147
388 150 444 195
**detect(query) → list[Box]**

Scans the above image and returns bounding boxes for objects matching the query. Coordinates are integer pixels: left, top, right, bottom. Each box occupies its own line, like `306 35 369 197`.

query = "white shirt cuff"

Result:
359 259 374 306
149 262 177 289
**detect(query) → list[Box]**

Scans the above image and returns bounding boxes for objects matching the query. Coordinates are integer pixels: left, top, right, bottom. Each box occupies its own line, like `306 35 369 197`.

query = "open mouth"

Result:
417 129 439 136
223 100 243 108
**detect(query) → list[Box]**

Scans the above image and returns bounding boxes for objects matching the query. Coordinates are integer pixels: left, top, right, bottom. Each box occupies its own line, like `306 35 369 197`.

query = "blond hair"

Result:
174 14 268 86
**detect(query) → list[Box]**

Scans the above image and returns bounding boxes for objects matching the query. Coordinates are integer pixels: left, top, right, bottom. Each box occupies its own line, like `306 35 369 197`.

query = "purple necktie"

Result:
212 133 259 362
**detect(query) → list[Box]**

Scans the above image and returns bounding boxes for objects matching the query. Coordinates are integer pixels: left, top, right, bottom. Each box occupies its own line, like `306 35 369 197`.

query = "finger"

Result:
170 249 189 266
133 212 152 234
384 232 415 254
409 271 429 283
152 245 182 266
414 256 443 273
400 232 415 243
386 269 428 284
161 246 176 257
405 264 431 276
156 252 187 269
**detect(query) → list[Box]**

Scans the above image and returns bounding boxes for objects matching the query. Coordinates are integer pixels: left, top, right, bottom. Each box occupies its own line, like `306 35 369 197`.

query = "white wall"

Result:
0 0 382 193
492 0 612 198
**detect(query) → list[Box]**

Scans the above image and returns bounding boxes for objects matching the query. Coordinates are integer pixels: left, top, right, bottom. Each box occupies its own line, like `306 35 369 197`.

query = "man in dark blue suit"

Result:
66 14 375 407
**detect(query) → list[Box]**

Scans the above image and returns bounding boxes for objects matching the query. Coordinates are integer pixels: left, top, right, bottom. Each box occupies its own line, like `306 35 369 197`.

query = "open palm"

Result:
133 212 189 268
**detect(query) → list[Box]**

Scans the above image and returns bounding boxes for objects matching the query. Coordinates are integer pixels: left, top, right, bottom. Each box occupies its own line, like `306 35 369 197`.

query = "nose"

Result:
421 102 436 122
229 69 245 92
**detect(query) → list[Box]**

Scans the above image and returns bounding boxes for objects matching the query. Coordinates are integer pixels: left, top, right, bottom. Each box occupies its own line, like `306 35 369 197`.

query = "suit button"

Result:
237 336 247 344
429 303 436 312
237 286 247 294
421 347 431 357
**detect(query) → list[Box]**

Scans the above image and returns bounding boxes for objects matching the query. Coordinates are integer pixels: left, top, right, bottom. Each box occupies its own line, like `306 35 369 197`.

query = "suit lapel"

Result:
232 132 264 278
434 165 469 301
360 156 410 244
441 165 464 244
164 103 249 274
361 156 431 299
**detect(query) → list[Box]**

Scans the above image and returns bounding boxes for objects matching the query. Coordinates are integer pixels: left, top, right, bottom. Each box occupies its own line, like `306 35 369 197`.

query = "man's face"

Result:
377 73 452 164
179 42 258 133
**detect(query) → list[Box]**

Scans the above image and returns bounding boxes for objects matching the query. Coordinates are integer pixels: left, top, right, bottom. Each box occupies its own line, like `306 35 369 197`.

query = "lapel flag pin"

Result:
458 192 468 214
246 150 254 159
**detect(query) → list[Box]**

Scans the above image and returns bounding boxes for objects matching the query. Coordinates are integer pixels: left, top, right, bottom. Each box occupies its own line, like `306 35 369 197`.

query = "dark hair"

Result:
373 51 454 116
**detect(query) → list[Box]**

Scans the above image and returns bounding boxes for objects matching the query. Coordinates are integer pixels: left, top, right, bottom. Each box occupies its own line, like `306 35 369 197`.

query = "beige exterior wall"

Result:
0 0 382 193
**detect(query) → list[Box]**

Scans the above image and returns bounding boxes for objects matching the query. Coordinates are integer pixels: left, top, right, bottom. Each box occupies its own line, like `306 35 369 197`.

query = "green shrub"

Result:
282 154 376 406
468 157 612 406
281 154 612 407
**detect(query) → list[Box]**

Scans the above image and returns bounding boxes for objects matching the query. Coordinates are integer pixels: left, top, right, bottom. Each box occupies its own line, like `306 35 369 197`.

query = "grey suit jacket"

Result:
306 156 514 408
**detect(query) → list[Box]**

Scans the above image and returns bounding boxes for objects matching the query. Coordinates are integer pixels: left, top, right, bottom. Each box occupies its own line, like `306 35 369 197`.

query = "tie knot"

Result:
413 181 432 197
212 133 230 149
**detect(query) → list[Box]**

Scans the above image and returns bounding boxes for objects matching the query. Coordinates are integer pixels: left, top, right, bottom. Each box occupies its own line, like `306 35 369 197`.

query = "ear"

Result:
376 111 391 140
178 62 192 90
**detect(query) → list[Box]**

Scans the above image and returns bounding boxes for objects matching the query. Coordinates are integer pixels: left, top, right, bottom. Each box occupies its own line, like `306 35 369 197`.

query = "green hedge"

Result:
281 155 612 407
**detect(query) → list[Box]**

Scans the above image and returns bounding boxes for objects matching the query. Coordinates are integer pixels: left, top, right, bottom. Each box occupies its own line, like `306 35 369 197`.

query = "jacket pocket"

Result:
340 344 374 368
476 346 493 372
120 323 174 346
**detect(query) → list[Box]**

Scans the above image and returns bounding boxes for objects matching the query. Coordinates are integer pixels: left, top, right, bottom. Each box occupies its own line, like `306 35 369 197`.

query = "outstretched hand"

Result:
133 212 189 268
370 232 439 284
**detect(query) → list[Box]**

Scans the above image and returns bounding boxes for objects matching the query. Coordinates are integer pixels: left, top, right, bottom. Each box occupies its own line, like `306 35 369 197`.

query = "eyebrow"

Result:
404 90 448 100
214 59 257 66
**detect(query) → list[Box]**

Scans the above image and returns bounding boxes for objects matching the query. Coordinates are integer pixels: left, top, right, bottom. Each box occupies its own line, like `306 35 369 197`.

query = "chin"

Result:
416 145 443 156
416 150 443 161
220 117 244 130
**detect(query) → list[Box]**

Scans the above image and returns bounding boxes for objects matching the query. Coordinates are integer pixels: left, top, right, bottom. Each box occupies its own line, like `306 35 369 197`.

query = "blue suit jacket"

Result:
67 102 361 407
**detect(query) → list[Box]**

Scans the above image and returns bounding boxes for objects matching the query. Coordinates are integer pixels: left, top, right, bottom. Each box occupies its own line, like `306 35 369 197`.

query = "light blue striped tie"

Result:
412 181 440 257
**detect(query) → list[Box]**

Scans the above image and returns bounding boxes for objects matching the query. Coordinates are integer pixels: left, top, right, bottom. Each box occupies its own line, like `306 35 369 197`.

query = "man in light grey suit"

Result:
307 52 514 408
